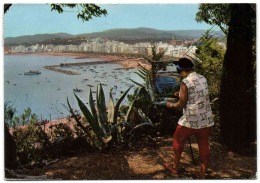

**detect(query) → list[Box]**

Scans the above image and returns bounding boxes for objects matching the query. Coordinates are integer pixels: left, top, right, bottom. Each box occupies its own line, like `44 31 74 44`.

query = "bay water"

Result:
4 55 143 121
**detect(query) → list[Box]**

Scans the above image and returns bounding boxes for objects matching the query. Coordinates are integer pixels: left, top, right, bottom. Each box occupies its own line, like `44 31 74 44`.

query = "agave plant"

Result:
67 84 154 150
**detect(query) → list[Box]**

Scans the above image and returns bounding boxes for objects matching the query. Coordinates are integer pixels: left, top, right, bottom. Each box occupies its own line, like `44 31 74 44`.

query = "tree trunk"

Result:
219 4 256 152
4 123 17 170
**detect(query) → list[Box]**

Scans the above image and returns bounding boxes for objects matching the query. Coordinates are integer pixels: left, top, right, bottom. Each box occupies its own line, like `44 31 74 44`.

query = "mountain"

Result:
4 33 75 45
4 27 224 46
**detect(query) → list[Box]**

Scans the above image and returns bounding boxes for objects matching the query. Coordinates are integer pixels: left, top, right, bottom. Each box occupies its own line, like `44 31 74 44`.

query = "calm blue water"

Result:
4 55 143 120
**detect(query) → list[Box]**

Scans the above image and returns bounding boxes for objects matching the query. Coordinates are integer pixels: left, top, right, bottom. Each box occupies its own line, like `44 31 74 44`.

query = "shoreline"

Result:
5 51 151 127
5 51 151 70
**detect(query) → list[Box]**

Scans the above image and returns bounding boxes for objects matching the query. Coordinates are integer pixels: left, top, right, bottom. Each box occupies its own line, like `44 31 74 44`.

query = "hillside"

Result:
4 27 224 46
4 33 75 46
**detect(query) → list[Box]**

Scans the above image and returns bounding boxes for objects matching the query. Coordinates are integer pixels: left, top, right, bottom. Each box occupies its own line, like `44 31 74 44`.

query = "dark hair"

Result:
178 58 194 69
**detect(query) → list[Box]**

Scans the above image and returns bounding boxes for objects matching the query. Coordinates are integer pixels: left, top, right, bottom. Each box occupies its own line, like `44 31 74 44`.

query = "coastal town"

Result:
10 37 197 58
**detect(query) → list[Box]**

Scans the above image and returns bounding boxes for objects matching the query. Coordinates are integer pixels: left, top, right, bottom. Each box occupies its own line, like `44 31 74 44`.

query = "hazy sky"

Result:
4 4 215 38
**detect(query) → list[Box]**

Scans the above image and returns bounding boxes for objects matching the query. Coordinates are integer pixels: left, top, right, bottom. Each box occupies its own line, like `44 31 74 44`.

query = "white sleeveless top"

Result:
178 72 214 129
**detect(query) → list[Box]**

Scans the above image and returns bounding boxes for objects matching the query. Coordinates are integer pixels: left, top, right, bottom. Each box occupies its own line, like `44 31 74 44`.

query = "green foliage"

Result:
11 109 50 167
11 107 39 127
50 4 107 22
196 4 230 35
12 124 50 167
4 101 16 127
193 30 225 99
67 84 154 150
10 107 93 168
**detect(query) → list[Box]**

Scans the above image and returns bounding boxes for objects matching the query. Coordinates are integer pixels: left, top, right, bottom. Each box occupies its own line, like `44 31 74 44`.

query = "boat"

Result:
83 78 89 81
87 84 94 87
113 85 118 89
73 88 83 92
56 88 61 90
24 70 41 75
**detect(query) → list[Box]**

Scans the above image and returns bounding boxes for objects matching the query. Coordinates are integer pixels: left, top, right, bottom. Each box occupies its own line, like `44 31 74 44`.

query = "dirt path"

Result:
8 137 256 180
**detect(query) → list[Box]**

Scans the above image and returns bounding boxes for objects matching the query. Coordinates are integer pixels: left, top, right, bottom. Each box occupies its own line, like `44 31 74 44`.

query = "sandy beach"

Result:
5 51 151 70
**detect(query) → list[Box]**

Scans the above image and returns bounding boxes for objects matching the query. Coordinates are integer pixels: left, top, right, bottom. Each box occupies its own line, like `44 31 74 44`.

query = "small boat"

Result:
73 88 83 92
83 78 89 81
24 70 41 75
56 88 61 90
113 85 118 89
87 84 94 87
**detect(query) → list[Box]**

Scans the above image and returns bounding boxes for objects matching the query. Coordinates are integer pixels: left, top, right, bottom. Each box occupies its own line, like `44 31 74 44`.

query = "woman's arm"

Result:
166 82 188 109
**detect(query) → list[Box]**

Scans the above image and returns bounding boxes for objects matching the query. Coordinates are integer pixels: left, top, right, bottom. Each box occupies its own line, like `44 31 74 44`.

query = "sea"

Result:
4 55 144 121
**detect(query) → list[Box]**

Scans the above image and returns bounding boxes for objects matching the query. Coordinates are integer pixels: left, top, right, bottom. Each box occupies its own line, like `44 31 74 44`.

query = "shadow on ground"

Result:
6 136 256 180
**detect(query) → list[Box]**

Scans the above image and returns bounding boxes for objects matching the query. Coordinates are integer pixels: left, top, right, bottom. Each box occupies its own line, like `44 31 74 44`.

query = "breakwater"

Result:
43 60 124 75
43 66 81 75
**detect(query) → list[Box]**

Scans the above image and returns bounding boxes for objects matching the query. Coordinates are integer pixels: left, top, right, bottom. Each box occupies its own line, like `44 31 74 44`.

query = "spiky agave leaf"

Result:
107 88 115 123
139 68 148 76
145 78 155 101
129 79 144 87
89 87 98 123
130 122 155 136
96 84 108 136
129 108 155 136
67 97 101 149
126 86 145 122
135 71 146 80
97 84 108 123
113 86 132 125
95 84 108 137
119 121 134 129
74 93 103 140
67 97 89 134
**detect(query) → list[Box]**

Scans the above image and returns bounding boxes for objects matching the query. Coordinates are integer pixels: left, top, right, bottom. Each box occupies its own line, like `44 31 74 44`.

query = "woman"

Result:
159 57 214 179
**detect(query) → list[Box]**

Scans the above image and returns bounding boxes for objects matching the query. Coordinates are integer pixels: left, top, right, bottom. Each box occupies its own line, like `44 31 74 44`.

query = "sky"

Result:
3 3 215 38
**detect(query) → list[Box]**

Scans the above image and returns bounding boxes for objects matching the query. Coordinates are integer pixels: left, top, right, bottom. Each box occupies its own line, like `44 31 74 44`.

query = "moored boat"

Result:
73 88 83 92
24 70 41 75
